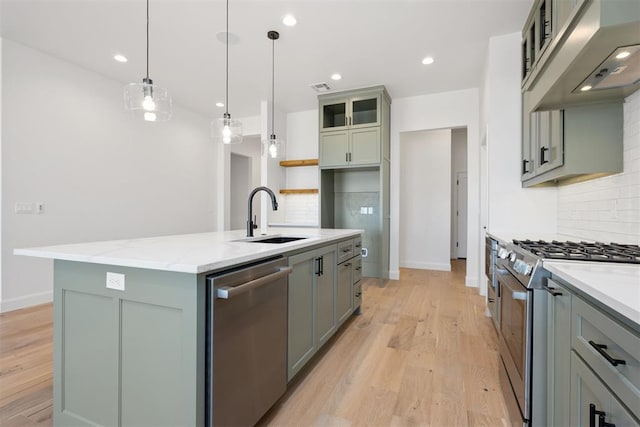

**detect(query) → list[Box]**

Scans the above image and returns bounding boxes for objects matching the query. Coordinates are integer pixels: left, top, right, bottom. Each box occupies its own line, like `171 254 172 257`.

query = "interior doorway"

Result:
230 153 251 230
451 127 468 259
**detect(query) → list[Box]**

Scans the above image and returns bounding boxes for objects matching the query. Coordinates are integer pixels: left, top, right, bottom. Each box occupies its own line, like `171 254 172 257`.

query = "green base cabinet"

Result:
546 279 572 427
287 243 338 381
53 260 205 427
571 352 638 426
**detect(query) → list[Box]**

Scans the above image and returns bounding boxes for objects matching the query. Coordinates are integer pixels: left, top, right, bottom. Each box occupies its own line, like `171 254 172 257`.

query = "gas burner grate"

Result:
512 240 640 264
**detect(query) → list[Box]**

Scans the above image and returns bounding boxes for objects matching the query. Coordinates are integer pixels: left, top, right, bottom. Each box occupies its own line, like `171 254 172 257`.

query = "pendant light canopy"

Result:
213 0 243 144
124 0 172 122
263 30 285 158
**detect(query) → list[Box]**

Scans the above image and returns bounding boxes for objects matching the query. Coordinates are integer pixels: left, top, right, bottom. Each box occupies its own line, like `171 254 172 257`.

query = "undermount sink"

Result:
248 236 308 244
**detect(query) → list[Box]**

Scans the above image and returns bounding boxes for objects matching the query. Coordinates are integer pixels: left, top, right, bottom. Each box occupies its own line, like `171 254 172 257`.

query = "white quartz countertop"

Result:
14 228 362 274
543 260 640 328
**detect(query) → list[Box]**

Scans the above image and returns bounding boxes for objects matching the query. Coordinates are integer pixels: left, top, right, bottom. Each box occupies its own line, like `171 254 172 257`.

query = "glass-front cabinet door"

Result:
350 95 380 128
320 101 347 131
320 94 381 131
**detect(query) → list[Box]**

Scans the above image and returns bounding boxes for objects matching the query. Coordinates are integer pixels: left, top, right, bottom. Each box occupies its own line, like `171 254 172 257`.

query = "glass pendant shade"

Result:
213 113 243 144
124 78 172 122
262 134 285 159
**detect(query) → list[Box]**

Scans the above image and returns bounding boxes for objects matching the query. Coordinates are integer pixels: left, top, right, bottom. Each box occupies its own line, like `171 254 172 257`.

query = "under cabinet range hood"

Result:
529 0 640 111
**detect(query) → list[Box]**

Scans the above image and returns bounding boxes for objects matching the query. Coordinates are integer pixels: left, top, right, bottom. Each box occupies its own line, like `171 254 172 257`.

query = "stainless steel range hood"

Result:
528 0 640 111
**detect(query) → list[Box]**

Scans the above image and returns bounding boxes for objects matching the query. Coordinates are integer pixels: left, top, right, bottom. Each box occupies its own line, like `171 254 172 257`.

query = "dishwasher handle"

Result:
216 267 293 299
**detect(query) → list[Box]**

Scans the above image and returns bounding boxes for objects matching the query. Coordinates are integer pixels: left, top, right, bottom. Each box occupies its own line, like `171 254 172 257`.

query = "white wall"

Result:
391 88 481 287
485 33 557 241
451 128 467 257
557 90 640 244
400 129 452 271
1 39 217 312
0 38 3 302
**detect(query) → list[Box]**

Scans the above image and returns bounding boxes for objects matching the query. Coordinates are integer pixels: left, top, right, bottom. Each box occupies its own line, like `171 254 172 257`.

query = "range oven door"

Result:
497 265 530 424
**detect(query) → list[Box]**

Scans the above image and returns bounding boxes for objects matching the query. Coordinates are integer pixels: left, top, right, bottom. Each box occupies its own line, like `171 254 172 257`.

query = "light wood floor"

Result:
0 261 509 426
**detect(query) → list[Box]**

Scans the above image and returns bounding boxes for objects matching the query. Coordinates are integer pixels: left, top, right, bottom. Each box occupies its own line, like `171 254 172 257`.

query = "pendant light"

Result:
124 0 172 122
213 0 243 144
263 30 285 158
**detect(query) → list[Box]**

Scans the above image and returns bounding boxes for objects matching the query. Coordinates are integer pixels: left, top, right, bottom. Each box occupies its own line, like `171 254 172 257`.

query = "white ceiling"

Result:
0 0 532 118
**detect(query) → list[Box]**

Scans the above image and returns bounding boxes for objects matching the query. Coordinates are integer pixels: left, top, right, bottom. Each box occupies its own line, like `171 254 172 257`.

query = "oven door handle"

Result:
512 291 528 301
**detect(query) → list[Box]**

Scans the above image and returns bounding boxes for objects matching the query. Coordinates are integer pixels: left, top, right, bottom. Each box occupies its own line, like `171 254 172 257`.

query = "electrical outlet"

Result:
35 202 45 214
106 272 125 291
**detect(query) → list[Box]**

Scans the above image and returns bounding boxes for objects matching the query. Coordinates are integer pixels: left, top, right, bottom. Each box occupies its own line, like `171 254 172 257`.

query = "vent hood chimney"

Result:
529 0 640 111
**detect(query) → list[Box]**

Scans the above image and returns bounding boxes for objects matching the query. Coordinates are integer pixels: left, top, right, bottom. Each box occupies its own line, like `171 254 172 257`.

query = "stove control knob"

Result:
509 252 517 262
498 247 509 259
513 259 533 275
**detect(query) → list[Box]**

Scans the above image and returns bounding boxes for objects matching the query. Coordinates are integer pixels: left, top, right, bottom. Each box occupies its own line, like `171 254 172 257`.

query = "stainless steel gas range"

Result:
493 238 640 427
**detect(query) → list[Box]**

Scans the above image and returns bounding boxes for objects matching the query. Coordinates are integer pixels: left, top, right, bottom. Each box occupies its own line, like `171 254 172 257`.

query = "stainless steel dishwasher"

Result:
206 256 292 427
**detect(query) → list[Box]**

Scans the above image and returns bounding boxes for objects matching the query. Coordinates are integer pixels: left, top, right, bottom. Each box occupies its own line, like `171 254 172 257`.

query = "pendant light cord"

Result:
225 0 229 115
271 36 275 137
146 0 149 80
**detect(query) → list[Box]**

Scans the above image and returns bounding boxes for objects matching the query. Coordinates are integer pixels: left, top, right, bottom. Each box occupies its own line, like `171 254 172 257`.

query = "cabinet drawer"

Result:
337 240 354 264
572 296 640 417
352 255 362 284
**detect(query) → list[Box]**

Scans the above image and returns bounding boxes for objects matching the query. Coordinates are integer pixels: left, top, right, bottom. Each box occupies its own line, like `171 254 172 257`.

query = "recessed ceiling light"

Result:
282 14 297 26
421 56 434 65
580 85 593 92
113 54 128 63
331 73 342 81
616 51 631 59
216 102 224 108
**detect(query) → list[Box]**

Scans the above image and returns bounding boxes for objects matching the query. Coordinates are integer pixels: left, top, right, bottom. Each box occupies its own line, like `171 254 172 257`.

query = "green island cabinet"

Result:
52 261 206 427
543 275 640 426
50 234 363 426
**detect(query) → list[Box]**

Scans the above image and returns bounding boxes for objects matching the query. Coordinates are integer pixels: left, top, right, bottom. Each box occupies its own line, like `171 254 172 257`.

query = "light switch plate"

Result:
106 272 125 291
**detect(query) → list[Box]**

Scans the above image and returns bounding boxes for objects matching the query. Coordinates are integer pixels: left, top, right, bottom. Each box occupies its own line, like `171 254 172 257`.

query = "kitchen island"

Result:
15 228 363 426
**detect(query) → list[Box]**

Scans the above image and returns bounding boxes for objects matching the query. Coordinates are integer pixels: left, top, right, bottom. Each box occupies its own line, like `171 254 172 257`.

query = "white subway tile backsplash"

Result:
282 194 319 225
557 90 640 245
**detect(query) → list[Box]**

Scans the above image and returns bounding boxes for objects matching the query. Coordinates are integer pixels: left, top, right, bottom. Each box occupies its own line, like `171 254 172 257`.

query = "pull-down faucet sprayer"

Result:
247 186 278 237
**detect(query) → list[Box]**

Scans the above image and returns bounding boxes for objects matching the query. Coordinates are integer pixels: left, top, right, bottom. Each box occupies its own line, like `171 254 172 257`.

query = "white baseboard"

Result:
0 291 53 313
400 261 451 272
465 275 479 287
389 270 400 280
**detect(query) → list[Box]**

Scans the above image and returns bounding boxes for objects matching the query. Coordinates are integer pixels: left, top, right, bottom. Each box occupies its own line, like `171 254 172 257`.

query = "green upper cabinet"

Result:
320 93 381 132
319 86 391 169
521 95 623 187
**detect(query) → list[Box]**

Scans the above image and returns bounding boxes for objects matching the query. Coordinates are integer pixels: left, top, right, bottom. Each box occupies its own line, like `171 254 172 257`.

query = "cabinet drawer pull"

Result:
588 341 626 367
355 266 361 271
343 263 352 267
590 404 615 427
346 152 349 162
540 146 549 165
488 297 495 303
543 285 562 296
342 248 351 253
522 159 530 174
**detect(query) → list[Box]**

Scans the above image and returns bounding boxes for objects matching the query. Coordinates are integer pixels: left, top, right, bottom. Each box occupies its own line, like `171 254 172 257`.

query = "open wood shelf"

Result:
279 159 319 167
279 189 319 195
